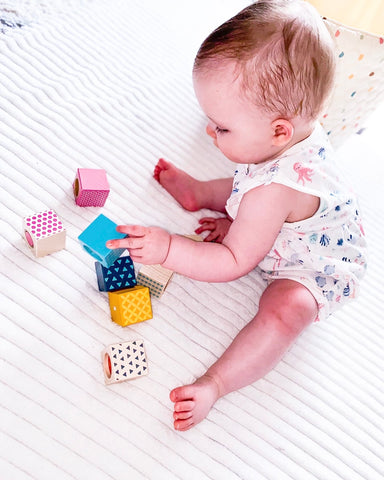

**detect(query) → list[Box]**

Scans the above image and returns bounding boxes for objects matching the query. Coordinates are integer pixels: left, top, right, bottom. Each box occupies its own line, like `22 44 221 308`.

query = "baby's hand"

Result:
106 225 171 264
195 216 232 243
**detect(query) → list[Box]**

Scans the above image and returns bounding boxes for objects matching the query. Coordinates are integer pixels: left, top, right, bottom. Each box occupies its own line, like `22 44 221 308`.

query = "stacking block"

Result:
23 209 66 257
108 286 152 327
73 168 110 207
78 214 126 267
95 255 137 292
137 264 174 298
101 339 148 384
183 234 203 242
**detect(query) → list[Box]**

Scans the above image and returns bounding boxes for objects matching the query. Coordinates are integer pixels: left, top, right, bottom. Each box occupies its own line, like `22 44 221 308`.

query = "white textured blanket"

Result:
1 1 383 479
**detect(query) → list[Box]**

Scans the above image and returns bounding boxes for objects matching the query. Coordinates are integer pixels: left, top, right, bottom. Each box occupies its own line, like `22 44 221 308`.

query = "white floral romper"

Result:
225 123 367 321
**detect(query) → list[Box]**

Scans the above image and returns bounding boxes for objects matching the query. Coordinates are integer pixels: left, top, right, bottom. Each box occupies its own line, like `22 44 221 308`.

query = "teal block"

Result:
78 214 126 267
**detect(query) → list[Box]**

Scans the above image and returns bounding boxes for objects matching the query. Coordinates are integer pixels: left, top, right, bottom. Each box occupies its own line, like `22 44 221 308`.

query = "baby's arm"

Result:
107 183 295 282
163 183 292 281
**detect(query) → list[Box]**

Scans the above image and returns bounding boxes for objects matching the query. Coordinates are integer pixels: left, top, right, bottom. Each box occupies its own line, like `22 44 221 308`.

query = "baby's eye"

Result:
215 126 229 134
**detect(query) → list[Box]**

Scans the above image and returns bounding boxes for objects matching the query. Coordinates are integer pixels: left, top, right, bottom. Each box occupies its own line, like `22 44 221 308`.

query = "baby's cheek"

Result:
221 146 240 163
215 139 229 156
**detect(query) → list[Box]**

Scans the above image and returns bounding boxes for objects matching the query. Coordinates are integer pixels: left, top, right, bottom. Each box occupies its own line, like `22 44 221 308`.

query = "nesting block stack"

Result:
73 168 110 207
23 209 66 257
101 339 148 384
77 212 152 383
78 213 153 329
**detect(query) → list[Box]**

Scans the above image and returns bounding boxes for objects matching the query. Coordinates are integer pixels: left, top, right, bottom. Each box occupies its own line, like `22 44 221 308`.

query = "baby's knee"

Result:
260 280 318 335
286 283 317 316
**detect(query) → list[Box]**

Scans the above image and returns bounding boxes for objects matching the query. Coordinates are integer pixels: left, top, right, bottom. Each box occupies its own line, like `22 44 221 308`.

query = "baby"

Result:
107 0 367 431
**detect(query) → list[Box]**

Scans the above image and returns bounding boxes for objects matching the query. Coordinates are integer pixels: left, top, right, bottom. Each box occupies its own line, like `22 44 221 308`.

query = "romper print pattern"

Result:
225 123 367 321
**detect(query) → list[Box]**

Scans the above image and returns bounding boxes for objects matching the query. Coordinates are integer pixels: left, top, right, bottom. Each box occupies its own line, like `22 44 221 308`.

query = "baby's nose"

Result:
206 124 217 140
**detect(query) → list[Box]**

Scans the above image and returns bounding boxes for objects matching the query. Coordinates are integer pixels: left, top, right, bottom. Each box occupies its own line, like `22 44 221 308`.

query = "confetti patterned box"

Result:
137 264 174 298
108 285 152 327
23 210 66 257
95 255 137 292
101 339 148 384
321 18 384 147
78 214 126 268
73 168 110 207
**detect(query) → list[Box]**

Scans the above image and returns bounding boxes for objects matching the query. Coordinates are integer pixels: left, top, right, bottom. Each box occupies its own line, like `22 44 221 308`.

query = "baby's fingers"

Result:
106 236 144 250
204 231 220 243
195 221 216 235
116 225 147 237
106 225 147 248
106 225 148 249
198 217 217 224
106 238 129 249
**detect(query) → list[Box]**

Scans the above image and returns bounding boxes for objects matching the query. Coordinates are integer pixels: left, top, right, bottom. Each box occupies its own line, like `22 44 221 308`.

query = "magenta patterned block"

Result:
23 210 66 257
73 168 110 207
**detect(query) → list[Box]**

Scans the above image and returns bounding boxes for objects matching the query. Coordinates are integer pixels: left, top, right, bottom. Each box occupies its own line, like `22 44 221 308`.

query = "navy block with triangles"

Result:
95 255 137 292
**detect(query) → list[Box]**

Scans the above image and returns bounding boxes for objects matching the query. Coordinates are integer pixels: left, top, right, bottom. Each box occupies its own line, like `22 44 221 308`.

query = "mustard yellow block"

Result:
108 286 152 327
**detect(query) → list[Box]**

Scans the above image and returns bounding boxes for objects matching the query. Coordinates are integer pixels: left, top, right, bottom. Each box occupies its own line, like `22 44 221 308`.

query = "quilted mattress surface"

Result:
1 1 383 479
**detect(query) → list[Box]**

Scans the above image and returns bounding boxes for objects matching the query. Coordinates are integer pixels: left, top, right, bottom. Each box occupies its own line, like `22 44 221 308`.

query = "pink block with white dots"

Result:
73 168 110 207
23 210 66 257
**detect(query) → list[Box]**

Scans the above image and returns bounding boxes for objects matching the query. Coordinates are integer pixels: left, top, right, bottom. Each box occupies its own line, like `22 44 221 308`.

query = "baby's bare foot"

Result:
154 158 203 212
169 374 221 431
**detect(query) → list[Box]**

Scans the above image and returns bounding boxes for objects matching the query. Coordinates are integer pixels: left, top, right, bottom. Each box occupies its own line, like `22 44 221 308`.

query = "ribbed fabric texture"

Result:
1 2 383 479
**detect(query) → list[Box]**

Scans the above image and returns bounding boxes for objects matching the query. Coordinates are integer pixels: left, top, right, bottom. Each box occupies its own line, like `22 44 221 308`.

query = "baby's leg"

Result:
154 158 232 213
170 279 318 431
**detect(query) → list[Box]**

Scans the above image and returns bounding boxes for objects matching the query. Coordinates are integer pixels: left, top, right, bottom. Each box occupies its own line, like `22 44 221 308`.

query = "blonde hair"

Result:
194 0 336 121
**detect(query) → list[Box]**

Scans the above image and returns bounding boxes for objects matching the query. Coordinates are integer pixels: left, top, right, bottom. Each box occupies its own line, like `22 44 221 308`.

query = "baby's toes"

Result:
153 165 161 181
170 385 195 403
174 400 195 412
174 417 194 431
157 157 170 168
173 410 193 420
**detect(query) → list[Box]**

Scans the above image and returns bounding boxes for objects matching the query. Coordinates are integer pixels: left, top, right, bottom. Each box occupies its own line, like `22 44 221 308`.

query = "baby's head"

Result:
194 0 336 123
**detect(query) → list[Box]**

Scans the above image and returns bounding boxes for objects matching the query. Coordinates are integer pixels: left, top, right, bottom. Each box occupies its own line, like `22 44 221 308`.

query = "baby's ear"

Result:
271 119 294 146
